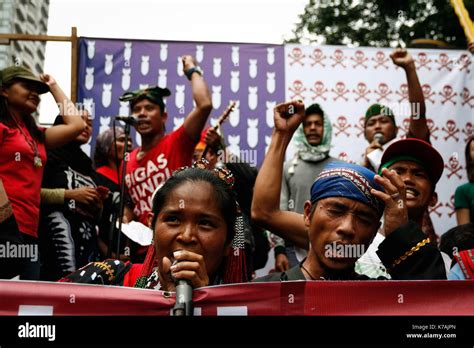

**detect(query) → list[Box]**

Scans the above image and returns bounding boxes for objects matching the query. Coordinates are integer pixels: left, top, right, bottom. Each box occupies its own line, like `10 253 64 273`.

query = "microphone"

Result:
115 116 138 126
173 279 193 316
373 132 385 145
171 257 193 316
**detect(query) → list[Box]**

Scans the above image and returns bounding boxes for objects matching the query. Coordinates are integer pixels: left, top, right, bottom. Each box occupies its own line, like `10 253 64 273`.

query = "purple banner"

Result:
77 37 285 166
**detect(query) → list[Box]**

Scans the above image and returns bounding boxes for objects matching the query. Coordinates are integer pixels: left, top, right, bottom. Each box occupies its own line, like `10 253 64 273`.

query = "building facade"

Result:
0 0 50 74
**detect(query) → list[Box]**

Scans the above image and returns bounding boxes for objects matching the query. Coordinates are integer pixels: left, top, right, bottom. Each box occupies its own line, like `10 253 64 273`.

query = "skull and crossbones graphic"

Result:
396 83 408 102
331 82 350 101
374 83 392 102
352 82 371 102
372 51 390 69
426 118 440 141
415 52 432 71
445 195 456 218
310 48 327 67
439 85 458 105
445 154 463 179
288 47 306 66
457 54 471 73
333 116 351 137
422 84 436 104
288 80 306 99
398 118 411 139
436 53 452 72
428 202 444 218
442 120 460 141
310 81 328 101
354 116 365 138
351 50 368 69
461 87 474 108
330 49 346 68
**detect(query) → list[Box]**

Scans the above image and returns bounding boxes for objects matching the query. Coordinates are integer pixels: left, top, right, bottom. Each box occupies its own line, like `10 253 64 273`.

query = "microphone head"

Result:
116 116 138 126
373 133 385 144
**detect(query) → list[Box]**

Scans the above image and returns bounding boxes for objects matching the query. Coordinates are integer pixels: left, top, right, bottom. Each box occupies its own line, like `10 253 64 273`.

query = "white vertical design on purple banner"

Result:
175 85 185 108
228 135 240 156
124 42 132 61
230 71 239 93
266 101 276 127
248 86 258 110
284 44 473 235
249 59 257 78
87 40 95 59
231 46 239 66
176 57 184 76
196 45 204 63
267 48 275 65
102 83 112 107
99 116 111 134
213 58 222 77
160 44 168 62
212 86 222 109
104 54 113 75
267 72 275 94
158 69 167 88
85 67 94 90
122 68 131 90
247 118 258 148
229 100 240 127
119 101 129 116
141 56 149 76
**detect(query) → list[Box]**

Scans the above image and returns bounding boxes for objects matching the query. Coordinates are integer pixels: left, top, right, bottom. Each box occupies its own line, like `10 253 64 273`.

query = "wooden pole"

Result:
0 28 79 102
70 27 78 103
450 0 474 42
0 33 72 42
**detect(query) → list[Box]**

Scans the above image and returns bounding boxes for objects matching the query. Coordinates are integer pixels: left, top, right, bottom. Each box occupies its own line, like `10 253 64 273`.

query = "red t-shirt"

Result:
125 125 196 225
0 122 46 238
96 165 119 185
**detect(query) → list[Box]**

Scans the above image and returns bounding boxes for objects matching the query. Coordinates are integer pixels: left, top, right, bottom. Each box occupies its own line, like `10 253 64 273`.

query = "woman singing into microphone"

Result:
59 158 248 290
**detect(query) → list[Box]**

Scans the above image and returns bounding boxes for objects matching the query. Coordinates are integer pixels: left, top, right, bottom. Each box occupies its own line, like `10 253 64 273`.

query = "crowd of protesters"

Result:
0 42 473 286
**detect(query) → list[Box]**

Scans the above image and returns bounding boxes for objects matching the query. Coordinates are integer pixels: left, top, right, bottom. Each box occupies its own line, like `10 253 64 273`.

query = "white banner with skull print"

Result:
285 44 473 236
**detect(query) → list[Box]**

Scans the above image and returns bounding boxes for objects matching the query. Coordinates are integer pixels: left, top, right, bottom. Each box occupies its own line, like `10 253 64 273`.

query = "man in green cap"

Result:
362 48 429 172
121 55 212 231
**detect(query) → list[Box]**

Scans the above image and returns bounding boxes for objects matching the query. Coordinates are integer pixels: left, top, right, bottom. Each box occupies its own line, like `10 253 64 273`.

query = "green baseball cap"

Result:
365 103 396 126
0 66 50 94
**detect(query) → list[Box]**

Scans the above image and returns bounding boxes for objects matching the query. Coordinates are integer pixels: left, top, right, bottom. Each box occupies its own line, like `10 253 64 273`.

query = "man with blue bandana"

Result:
252 100 446 281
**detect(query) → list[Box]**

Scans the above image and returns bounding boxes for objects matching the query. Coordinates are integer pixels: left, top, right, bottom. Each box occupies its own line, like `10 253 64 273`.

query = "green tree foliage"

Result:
289 0 474 48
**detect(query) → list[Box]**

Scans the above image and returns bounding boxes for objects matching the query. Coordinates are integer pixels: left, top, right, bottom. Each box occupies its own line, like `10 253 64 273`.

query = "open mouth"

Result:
405 188 419 199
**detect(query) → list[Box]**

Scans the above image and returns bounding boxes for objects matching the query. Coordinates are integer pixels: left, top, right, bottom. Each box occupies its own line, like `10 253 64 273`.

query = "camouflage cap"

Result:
119 85 171 111
0 66 50 94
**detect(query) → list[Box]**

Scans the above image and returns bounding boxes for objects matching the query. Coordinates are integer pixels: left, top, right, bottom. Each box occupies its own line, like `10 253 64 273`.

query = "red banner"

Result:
1 280 473 316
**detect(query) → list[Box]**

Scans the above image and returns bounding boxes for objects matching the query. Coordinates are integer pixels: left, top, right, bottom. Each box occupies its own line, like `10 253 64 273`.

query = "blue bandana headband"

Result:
310 162 385 216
